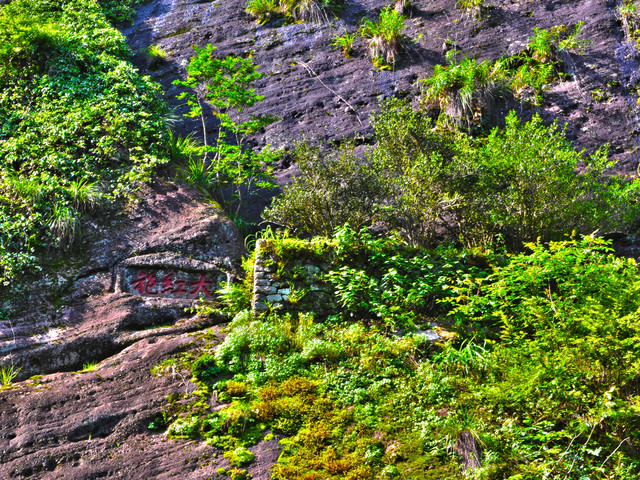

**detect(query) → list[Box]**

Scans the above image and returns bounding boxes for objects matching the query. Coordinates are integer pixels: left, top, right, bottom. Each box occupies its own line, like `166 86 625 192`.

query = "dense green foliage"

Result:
267 99 639 249
96 0 145 24
160 231 640 478
0 0 169 284
265 142 383 236
4 2 639 478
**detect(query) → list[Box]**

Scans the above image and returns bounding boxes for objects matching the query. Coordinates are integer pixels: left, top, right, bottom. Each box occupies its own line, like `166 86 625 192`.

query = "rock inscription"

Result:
128 269 215 299
118 252 231 301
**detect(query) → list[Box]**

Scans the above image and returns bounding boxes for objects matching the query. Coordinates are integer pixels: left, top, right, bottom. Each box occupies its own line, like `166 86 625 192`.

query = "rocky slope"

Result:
125 0 640 171
3 0 640 478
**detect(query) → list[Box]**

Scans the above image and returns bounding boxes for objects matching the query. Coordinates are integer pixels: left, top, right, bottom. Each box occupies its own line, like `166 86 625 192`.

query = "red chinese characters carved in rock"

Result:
129 271 214 299
190 274 213 297
131 271 158 295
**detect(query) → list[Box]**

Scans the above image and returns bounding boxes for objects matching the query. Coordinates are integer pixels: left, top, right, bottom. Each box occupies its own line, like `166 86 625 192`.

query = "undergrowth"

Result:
155 228 640 478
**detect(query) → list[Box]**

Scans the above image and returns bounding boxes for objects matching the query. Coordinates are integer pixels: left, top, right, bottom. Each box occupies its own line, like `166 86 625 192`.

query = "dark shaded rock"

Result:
456 430 483 471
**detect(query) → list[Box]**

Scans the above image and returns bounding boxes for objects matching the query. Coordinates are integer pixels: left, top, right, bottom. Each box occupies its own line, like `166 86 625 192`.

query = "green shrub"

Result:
331 31 357 57
450 111 637 248
359 6 406 68
264 141 383 236
97 0 144 24
191 354 224 382
369 98 458 247
266 99 638 249
0 0 170 285
420 53 510 129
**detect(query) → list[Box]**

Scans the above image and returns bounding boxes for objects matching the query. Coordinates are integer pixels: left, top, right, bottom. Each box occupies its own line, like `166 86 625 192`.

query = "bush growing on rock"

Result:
246 0 343 24
266 99 639 250
420 53 511 130
359 6 407 69
264 141 384 236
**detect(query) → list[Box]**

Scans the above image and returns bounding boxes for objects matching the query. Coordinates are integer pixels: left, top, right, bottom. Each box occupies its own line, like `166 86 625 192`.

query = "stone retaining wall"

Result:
251 239 337 317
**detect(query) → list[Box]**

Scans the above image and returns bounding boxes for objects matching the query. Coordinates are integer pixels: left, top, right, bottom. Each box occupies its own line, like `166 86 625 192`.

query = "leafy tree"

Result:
173 44 279 214
265 100 639 250
370 98 458 247
451 111 638 249
264 141 383 236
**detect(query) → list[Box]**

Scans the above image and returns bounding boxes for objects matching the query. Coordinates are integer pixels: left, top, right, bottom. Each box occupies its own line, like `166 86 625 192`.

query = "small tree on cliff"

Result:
173 44 279 214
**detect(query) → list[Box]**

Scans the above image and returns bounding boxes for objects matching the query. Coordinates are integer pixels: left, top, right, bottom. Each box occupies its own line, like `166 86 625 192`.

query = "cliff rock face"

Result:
3 0 640 478
125 0 640 172
0 183 269 479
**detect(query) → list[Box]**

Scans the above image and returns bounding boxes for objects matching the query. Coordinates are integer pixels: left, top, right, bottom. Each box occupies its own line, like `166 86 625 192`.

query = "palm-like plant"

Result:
331 31 356 57
359 6 406 67
421 53 509 128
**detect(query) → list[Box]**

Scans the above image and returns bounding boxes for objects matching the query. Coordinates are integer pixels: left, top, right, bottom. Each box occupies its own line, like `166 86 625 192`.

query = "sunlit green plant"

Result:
224 446 255 466
457 0 483 20
359 6 406 68
0 364 21 386
246 0 281 24
48 204 81 248
167 129 199 163
173 44 279 215
82 361 98 372
331 31 356 57
147 44 167 59
67 179 102 212
147 44 167 69
0 0 170 285
420 53 509 129
527 22 587 63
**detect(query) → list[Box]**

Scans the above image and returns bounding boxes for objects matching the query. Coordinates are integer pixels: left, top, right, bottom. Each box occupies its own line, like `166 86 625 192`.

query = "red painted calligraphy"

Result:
130 271 159 295
161 273 175 294
190 274 213 297
174 279 188 294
